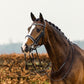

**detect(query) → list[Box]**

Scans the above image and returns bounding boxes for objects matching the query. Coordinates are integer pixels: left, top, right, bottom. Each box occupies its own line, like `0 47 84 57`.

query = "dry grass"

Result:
0 53 51 84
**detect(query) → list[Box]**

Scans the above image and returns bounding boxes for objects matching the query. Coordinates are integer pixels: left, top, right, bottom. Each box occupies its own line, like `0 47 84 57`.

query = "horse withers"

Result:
21 13 84 84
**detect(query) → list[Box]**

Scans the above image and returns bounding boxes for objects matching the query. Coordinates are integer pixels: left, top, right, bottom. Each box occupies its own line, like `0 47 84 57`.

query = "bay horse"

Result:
21 13 84 84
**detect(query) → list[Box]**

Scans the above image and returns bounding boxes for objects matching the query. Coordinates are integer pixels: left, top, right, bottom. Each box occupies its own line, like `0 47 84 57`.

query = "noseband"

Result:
25 22 45 50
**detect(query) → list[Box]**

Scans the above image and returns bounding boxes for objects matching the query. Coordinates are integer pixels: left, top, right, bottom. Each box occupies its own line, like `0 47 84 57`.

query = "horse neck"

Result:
44 22 71 71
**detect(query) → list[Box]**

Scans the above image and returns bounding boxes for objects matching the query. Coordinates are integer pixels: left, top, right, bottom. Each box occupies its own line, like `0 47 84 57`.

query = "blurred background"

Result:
0 0 84 54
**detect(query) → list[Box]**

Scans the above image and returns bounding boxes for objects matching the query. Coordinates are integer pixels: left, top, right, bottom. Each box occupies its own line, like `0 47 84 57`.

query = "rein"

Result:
24 44 73 81
50 44 74 81
24 49 51 74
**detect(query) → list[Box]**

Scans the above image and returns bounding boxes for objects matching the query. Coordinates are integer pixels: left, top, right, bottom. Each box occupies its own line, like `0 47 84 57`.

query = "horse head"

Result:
21 13 48 52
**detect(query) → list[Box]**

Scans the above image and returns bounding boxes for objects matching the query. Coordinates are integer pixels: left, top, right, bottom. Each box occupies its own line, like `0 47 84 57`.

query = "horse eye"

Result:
36 28 41 33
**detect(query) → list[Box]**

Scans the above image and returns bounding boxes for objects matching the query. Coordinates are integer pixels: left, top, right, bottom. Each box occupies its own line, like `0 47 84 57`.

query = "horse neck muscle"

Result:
44 22 70 71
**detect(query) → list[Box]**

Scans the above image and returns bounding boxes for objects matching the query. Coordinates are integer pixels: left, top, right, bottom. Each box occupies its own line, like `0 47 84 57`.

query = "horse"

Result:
21 12 84 84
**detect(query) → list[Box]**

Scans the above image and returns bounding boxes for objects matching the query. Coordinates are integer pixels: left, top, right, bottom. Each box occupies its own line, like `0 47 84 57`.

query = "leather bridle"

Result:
23 21 74 81
25 22 45 51
24 22 50 73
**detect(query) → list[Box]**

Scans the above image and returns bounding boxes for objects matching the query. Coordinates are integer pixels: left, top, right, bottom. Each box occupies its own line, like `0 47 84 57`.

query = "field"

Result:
0 53 51 84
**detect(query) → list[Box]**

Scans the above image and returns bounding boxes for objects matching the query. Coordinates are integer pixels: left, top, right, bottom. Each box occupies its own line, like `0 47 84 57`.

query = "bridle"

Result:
24 22 46 70
24 21 51 73
23 21 74 81
25 22 46 51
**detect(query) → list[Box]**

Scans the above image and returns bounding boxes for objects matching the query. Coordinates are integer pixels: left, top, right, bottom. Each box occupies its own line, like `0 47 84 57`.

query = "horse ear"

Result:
30 12 36 21
39 13 44 22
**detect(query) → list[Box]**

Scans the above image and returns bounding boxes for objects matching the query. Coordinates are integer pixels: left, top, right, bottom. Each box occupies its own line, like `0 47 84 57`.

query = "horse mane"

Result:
45 20 71 44
45 20 84 58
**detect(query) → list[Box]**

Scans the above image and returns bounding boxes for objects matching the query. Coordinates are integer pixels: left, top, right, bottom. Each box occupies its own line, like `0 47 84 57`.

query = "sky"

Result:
0 0 84 44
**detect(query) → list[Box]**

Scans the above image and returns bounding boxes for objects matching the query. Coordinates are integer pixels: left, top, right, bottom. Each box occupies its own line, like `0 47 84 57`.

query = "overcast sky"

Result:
0 0 84 44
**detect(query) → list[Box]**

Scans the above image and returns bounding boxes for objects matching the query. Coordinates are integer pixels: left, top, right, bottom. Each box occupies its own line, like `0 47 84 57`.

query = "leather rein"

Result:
24 21 74 81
